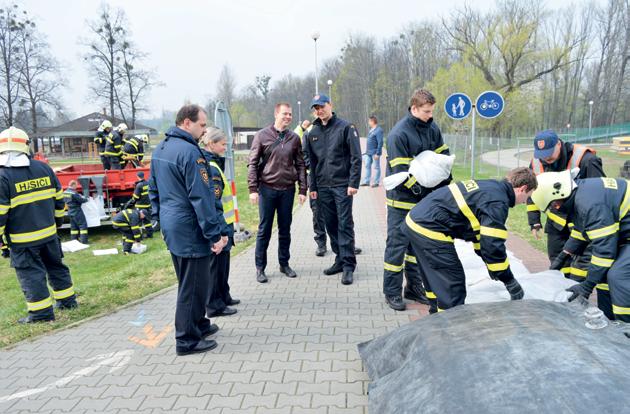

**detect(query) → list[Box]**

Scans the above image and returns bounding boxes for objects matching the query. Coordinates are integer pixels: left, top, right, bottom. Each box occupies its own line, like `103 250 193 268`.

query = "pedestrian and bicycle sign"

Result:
445 93 472 120
475 90 504 119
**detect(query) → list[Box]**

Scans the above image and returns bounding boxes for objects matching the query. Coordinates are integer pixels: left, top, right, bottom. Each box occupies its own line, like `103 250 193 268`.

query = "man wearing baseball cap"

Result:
527 129 604 284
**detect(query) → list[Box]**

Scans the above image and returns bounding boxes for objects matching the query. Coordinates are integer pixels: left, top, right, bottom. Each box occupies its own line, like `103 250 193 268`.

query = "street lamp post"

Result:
567 123 571 142
327 79 333 99
297 101 302 123
312 32 320 95
588 100 594 142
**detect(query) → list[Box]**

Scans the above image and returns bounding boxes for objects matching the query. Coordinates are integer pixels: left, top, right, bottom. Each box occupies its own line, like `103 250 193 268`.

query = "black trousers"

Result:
69 211 88 244
403 225 458 311
310 195 327 249
115 227 135 253
255 184 295 270
171 254 214 352
107 155 121 170
547 225 591 282
139 207 153 238
605 243 630 323
11 238 76 320
206 235 234 314
383 207 424 297
100 154 111 170
318 186 356 271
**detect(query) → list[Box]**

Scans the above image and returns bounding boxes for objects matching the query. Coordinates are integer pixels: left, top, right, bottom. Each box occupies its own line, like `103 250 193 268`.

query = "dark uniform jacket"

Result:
408 179 516 283
63 188 88 216
123 136 144 161
0 160 65 248
131 179 150 209
112 208 142 242
385 112 450 210
303 113 362 191
247 125 307 194
104 131 123 157
527 141 604 232
94 130 110 154
149 126 223 257
562 178 630 287
203 150 233 250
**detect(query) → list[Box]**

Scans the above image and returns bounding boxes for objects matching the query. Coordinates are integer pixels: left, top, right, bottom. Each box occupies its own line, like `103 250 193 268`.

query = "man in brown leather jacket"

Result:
248 103 307 283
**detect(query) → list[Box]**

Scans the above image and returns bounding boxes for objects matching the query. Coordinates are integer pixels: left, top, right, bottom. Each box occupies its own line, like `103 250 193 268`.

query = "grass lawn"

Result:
0 159 256 348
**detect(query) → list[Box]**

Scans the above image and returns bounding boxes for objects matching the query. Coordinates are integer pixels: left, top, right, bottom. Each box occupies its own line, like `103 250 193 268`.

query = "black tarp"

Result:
358 300 630 414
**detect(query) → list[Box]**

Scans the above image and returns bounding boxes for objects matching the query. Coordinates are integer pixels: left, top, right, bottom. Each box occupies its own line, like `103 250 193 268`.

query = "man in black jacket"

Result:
303 94 362 285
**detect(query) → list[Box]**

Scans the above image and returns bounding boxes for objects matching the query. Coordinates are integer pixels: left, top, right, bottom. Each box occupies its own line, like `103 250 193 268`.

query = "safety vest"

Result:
531 144 593 175
209 161 235 224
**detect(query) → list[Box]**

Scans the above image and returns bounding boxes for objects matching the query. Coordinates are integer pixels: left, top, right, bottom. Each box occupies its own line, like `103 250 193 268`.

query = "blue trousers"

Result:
360 154 381 185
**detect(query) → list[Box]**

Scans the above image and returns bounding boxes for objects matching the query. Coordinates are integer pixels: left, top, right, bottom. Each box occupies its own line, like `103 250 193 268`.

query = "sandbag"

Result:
383 150 455 190
81 197 103 227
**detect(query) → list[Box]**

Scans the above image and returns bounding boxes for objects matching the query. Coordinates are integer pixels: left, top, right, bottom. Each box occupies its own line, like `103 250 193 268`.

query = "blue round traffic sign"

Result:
444 93 472 120
475 90 504 119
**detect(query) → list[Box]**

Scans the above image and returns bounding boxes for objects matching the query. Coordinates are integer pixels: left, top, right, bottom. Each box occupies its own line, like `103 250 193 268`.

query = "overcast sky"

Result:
22 0 580 119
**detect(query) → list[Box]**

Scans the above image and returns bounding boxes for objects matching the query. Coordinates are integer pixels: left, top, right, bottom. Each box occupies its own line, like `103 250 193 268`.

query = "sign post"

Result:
474 90 504 178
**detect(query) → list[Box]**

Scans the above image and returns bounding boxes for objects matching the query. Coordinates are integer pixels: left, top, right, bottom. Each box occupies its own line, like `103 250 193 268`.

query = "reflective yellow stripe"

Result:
112 221 128 227
27 296 53 311
389 157 412 167
70 230 79 235
560 267 571 275
0 225 6 235
10 188 56 208
586 223 619 240
0 203 9 214
570 267 587 278
437 307 445 312
405 215 453 242
55 190 64 200
9 223 57 243
209 161 235 224
570 229 586 241
124 238 136 243
596 283 609 291
620 183 630 218
448 183 480 233
79 229 88 234
547 211 567 227
473 242 480 250
434 144 448 154
386 198 415 210
526 204 539 212
52 286 75 300
404 176 417 189
384 262 404 272
55 209 65 218
426 291 437 299
404 254 417 264
591 255 614 268
568 222 574 229
486 259 509 272
131 225 141 229
612 304 630 315
480 226 508 239
132 194 140 199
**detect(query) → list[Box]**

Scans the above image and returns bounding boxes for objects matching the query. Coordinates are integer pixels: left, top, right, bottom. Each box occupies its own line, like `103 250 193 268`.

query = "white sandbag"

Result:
130 243 147 254
81 197 103 227
383 172 410 190
93 248 119 256
61 239 90 253
409 150 455 188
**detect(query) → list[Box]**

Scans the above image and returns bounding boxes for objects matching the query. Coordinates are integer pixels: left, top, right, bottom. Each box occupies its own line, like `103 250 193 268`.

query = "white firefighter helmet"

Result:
100 120 113 130
136 134 149 143
531 169 578 212
0 126 30 155
117 123 128 132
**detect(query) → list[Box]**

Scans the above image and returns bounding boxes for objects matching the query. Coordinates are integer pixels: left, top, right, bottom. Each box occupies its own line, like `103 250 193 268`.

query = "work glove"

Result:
505 278 524 300
550 251 572 271
566 281 595 302
151 220 160 231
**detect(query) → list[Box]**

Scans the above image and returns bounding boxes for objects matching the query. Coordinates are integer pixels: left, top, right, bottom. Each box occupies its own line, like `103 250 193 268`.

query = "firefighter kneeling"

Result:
402 167 537 312
532 170 630 322
112 207 146 254
0 127 78 323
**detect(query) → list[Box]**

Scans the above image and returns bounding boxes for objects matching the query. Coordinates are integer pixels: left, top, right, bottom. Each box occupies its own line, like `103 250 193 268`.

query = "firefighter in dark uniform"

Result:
0 127 78 323
303 94 362 285
112 207 145 254
403 168 536 311
532 171 630 322
128 171 152 238
122 134 147 168
104 123 126 170
64 180 89 244
149 104 227 356
94 120 113 170
527 130 604 280
201 127 240 317
383 89 451 311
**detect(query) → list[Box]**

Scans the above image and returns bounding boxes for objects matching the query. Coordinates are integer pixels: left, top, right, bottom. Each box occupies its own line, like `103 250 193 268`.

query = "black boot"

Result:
385 295 406 311
404 284 429 305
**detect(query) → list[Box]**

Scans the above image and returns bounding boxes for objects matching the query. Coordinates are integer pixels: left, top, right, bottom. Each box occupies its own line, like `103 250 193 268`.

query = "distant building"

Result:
233 126 260 150
32 112 157 157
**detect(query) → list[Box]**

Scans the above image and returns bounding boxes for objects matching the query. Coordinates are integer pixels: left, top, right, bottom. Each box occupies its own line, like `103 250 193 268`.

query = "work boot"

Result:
207 307 237 317
18 314 55 324
385 295 406 311
256 269 268 283
315 246 327 257
228 298 241 306
202 323 220 338
404 284 430 305
279 265 297 278
176 339 218 356
54 301 78 311
323 262 344 275
341 270 354 285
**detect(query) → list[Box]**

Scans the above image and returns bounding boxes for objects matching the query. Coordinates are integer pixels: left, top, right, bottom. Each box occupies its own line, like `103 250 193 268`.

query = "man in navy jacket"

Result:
149 104 227 356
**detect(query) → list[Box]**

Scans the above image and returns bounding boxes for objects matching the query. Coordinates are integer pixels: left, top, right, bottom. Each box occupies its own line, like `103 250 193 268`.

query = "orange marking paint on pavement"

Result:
128 323 173 348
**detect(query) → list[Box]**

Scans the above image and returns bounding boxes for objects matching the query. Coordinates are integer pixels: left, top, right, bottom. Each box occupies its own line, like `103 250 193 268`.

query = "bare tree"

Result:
216 64 236 109
0 4 29 127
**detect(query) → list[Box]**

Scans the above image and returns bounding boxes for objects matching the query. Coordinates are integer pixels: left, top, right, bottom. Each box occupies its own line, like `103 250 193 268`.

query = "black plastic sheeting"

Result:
358 300 630 414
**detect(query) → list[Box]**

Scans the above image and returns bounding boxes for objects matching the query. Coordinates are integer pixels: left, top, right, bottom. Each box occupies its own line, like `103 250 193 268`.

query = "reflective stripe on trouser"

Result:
70 211 88 243
607 243 630 323
383 206 425 297
403 224 465 310
318 186 356 271
115 227 135 253
11 238 76 318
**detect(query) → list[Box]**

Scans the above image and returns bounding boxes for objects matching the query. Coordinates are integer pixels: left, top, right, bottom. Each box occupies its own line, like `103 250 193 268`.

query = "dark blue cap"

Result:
533 130 559 159
136 171 145 179
310 94 331 108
